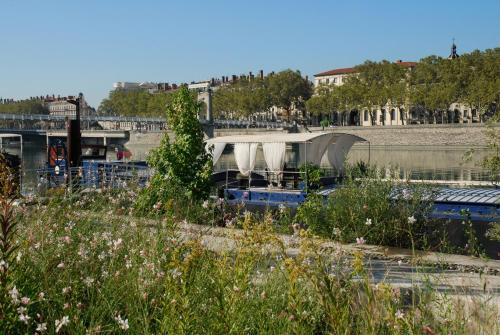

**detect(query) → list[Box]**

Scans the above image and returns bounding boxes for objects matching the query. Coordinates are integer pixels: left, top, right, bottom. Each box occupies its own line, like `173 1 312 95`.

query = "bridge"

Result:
0 113 288 133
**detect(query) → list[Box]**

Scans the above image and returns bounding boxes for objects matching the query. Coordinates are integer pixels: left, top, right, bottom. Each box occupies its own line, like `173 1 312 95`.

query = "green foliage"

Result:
296 176 438 249
3 192 496 334
459 209 484 257
213 69 312 121
0 155 20 329
481 111 500 184
463 110 500 185
298 163 323 191
267 70 312 120
99 89 183 117
0 99 48 114
213 77 271 119
309 48 499 125
135 87 213 215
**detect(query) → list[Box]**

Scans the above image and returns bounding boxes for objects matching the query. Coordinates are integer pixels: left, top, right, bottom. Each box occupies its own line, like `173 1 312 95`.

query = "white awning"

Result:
206 132 341 144
206 132 366 172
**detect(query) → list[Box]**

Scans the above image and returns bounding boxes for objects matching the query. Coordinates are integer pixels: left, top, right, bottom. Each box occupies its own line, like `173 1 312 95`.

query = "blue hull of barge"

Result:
225 187 500 223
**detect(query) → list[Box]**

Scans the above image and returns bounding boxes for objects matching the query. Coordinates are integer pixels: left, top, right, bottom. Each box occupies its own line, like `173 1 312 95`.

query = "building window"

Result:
332 77 337 84
391 109 396 121
364 110 369 122
326 78 330 84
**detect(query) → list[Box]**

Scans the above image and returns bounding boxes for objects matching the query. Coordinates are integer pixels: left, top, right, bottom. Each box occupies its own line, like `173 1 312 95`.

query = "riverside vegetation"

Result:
1 89 499 334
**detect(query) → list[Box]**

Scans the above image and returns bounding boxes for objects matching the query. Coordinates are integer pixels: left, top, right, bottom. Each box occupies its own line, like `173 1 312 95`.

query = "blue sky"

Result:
1 0 499 107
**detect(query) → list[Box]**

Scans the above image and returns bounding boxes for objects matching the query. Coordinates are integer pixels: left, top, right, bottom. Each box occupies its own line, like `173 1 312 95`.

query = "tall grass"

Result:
0 189 496 334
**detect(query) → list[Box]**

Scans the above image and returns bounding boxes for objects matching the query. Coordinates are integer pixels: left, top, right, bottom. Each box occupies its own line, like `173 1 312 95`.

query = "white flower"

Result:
278 203 286 214
332 228 341 236
36 323 47 332
83 277 94 287
356 237 366 245
55 316 70 333
112 238 123 250
21 296 30 305
57 262 65 269
407 216 416 224
365 218 372 226
62 286 71 294
397 260 403 267
170 268 182 279
38 292 45 300
395 309 405 319
19 313 31 324
16 251 22 262
114 315 129 331
202 200 209 209
17 306 27 314
9 286 19 304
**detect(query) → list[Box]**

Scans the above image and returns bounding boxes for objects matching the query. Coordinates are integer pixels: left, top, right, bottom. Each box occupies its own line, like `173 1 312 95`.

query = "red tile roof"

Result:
314 61 417 77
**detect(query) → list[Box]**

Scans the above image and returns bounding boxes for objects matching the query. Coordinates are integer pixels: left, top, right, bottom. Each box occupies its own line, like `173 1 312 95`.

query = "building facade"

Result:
313 45 477 127
46 95 96 118
314 61 417 127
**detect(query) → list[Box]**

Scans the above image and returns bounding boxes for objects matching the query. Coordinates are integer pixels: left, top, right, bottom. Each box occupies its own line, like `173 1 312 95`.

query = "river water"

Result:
1 140 494 191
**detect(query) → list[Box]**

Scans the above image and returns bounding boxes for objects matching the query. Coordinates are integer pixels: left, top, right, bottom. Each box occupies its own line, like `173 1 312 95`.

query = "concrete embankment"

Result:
128 124 496 147
124 124 497 159
310 123 496 147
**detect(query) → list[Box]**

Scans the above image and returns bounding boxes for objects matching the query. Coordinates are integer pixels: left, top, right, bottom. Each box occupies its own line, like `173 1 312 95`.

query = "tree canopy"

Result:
212 69 312 121
135 87 213 214
308 48 499 125
0 98 48 115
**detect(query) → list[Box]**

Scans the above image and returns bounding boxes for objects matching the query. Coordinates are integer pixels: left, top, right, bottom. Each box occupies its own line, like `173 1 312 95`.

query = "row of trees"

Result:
212 70 312 121
98 90 177 117
0 98 48 115
307 48 499 125
95 47 499 122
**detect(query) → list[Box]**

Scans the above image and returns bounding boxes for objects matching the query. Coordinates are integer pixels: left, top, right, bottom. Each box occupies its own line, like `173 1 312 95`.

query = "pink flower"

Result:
356 237 366 245
21 297 30 305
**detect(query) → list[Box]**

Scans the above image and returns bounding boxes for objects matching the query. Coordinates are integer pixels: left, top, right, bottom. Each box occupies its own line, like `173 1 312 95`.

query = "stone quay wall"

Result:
310 123 496 147
127 123 497 148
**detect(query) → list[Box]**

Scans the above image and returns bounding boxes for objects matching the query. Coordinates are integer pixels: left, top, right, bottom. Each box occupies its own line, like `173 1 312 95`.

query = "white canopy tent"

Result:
205 132 366 176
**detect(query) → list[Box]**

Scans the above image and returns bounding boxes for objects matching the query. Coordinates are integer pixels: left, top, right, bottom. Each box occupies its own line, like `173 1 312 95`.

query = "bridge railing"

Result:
24 162 152 195
1 113 288 131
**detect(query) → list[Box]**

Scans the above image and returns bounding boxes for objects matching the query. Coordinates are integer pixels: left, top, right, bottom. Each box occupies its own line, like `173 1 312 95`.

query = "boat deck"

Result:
224 186 500 222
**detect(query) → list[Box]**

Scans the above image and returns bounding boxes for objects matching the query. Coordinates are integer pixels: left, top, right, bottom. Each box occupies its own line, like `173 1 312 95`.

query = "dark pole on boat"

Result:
66 94 83 186
205 87 214 138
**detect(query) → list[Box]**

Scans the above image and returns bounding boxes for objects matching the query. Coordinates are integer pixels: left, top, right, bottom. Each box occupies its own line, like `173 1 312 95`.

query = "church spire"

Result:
448 38 459 59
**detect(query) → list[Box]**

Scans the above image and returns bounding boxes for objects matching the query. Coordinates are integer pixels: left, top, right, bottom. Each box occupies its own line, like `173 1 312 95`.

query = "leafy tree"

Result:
0 99 48 115
305 84 338 123
99 90 178 117
135 87 213 214
267 70 312 121
213 77 271 119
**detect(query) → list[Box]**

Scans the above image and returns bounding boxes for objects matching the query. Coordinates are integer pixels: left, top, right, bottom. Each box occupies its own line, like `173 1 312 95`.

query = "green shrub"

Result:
296 177 439 249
